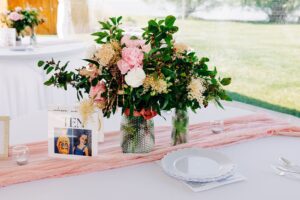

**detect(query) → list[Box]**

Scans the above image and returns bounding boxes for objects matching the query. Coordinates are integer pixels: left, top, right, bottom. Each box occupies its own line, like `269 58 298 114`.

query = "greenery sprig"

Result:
92 16 124 44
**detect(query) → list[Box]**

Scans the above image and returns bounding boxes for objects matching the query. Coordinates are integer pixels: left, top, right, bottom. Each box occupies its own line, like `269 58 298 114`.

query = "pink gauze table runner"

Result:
1 113 300 188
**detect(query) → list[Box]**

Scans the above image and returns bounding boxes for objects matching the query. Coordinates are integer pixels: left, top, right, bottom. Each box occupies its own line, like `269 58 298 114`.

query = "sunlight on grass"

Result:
174 19 300 111
122 17 300 113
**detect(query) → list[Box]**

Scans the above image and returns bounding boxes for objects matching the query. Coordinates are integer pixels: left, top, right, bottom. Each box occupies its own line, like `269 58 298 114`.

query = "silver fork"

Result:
279 157 300 173
271 165 300 180
279 157 292 166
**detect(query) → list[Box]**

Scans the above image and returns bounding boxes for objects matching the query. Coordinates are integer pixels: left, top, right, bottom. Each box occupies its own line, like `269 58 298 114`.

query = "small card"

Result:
48 106 103 159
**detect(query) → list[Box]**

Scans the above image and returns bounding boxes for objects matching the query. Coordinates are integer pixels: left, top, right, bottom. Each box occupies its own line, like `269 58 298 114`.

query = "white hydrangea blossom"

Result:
125 68 146 88
187 77 206 104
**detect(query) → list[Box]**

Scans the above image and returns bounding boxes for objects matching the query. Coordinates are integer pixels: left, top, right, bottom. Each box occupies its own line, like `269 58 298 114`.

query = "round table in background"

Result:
0 37 88 118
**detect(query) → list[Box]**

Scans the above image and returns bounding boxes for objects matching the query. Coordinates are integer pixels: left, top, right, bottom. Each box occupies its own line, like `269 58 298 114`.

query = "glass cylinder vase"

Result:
16 34 22 46
171 108 189 146
120 115 155 153
30 26 37 46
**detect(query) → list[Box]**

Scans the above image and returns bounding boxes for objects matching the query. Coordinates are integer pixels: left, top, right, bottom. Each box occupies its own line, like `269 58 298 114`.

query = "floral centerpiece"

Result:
37 16 231 153
0 7 44 45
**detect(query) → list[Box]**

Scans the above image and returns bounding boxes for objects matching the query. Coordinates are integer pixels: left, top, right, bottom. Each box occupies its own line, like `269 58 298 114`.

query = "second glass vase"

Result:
30 26 37 46
171 108 189 146
120 115 155 153
16 34 22 46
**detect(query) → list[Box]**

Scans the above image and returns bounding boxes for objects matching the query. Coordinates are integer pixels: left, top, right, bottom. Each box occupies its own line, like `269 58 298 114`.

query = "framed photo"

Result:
54 127 93 156
0 116 9 158
48 106 101 159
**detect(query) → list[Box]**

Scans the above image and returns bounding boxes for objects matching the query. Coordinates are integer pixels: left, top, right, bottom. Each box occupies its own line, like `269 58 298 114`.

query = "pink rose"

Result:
134 40 145 47
129 39 145 48
121 35 146 48
140 109 157 120
124 108 157 120
89 81 106 101
94 97 106 105
3 10 10 15
122 47 144 67
141 44 151 53
8 12 23 21
15 7 22 12
121 35 131 46
124 108 142 117
127 40 139 48
117 59 131 74
87 63 100 81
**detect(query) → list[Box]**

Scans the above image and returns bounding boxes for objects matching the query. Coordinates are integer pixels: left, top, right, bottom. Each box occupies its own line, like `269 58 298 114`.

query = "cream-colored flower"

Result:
95 43 116 66
117 90 125 95
110 40 122 52
79 99 95 126
174 43 190 54
95 100 106 110
187 78 206 105
125 68 146 88
79 64 102 81
143 75 168 94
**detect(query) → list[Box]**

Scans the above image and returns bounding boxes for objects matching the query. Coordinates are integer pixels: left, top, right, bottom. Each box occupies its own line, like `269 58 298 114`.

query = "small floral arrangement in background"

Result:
37 16 231 121
0 6 45 37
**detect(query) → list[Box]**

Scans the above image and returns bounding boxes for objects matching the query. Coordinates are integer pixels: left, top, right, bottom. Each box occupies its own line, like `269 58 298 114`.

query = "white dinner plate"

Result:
161 148 236 182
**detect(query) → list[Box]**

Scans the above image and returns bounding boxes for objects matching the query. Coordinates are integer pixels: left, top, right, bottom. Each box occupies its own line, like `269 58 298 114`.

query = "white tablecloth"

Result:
1 103 300 199
2 137 298 200
0 37 88 117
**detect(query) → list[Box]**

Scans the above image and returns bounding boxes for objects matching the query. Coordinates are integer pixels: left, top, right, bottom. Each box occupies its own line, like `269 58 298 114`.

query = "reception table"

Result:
0 37 88 117
1 103 299 200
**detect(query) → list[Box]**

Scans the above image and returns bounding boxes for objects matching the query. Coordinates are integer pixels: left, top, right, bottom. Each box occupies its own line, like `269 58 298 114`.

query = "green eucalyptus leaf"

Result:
99 21 111 29
61 61 69 71
165 15 176 27
170 26 179 33
148 19 158 27
43 64 49 70
46 67 54 74
37 60 44 67
117 16 122 23
200 57 210 63
83 59 99 67
220 78 231 86
110 17 117 25
44 77 54 86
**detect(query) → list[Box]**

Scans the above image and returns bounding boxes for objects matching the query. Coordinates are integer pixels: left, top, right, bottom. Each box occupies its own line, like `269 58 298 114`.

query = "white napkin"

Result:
182 173 246 192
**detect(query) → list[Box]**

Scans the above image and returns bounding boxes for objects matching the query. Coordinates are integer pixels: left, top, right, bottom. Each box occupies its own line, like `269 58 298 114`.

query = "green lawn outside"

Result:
129 18 300 116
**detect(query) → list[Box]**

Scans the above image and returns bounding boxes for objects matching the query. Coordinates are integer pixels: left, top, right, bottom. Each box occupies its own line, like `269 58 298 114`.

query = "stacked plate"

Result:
161 148 236 183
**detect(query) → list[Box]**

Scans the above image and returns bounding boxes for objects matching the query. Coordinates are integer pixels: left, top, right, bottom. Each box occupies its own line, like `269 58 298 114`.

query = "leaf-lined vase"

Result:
16 33 22 46
171 108 189 145
30 26 37 46
120 115 155 153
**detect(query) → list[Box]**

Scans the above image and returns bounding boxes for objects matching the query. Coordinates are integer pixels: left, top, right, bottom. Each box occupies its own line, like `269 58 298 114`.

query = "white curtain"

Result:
57 0 74 38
